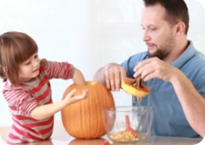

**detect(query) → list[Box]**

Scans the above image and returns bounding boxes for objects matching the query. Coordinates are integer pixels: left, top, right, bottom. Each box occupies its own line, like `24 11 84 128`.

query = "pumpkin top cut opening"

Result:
86 81 98 86
121 77 150 98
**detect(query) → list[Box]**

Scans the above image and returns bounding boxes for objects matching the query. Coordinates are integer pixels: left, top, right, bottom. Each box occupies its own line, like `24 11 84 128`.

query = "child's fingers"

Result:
65 89 89 101
65 89 76 99
82 89 89 97
75 90 89 100
69 89 76 94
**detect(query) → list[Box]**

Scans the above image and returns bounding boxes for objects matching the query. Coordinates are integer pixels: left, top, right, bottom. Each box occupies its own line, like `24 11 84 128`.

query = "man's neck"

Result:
163 39 189 63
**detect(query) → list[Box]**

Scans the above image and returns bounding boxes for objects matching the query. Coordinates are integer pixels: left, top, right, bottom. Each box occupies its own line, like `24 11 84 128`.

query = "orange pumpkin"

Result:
61 81 115 139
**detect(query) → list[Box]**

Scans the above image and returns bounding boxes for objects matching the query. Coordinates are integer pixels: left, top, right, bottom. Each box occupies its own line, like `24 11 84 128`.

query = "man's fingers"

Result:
105 71 111 89
105 65 126 91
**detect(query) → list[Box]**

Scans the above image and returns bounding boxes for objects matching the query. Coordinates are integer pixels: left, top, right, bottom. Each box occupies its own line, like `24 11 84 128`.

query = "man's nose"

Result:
143 30 150 42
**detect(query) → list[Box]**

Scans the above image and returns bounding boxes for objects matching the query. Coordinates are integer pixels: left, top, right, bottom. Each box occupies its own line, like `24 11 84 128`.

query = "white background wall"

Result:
0 0 205 126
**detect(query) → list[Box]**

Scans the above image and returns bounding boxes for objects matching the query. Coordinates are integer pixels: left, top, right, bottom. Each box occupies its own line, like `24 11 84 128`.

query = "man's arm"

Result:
93 67 107 85
134 57 205 137
171 73 205 137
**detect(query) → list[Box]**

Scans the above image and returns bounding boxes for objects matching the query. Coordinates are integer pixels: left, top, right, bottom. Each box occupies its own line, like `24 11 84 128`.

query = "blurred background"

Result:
0 0 205 126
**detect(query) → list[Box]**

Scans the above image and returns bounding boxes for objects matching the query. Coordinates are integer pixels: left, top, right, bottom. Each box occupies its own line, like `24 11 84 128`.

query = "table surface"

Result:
0 120 202 145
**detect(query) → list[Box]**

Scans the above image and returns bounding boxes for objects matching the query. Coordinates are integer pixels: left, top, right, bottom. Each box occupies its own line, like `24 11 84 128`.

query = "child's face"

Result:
18 53 40 82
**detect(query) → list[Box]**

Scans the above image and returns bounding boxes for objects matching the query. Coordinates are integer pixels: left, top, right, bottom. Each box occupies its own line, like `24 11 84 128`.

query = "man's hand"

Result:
133 57 181 83
103 63 126 91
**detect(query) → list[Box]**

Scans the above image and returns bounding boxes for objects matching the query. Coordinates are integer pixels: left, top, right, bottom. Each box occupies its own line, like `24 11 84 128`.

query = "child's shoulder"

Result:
39 58 50 72
40 58 58 68
40 58 48 67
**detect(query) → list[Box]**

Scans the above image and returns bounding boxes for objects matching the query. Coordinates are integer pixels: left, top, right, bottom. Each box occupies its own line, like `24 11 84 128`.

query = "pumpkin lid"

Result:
121 77 150 98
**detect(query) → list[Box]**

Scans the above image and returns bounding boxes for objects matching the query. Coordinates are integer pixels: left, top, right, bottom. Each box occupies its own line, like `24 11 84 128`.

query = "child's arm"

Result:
30 89 89 120
72 67 86 85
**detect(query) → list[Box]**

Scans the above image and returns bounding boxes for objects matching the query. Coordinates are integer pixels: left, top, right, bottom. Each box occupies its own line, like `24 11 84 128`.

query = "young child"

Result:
0 31 89 144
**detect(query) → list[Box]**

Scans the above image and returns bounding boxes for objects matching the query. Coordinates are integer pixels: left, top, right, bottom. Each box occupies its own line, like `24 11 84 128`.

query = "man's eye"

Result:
150 28 157 31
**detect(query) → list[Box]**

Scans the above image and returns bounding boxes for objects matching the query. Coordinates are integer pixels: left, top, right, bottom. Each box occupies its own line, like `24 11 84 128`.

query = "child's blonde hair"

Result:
0 31 38 85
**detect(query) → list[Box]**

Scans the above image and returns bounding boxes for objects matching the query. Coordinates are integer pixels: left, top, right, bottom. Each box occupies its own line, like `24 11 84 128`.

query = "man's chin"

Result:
147 52 156 58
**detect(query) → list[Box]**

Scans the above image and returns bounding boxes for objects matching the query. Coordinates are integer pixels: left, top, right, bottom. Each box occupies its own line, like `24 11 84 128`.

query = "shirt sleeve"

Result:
3 89 38 116
41 58 74 80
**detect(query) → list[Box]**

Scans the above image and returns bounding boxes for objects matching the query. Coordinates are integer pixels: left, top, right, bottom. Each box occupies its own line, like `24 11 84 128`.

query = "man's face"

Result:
141 4 176 60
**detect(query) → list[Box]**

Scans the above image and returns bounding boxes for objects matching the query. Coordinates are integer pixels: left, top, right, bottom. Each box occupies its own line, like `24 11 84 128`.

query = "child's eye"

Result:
25 61 31 65
34 54 38 59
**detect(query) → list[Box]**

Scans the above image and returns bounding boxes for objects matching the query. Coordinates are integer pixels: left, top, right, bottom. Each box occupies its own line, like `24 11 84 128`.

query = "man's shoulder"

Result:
181 50 205 82
129 51 148 61
190 51 205 67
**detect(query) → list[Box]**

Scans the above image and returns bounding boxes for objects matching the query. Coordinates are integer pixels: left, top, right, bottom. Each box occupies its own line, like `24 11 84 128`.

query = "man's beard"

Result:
148 35 174 60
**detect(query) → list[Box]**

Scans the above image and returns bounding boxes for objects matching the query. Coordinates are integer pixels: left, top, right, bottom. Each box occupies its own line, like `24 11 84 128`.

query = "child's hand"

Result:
63 89 89 105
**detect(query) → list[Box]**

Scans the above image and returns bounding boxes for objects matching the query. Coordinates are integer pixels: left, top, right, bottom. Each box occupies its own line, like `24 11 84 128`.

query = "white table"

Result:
0 120 202 145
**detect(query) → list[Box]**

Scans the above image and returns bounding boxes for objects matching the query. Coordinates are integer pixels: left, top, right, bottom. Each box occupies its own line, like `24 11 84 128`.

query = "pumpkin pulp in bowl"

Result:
102 106 153 143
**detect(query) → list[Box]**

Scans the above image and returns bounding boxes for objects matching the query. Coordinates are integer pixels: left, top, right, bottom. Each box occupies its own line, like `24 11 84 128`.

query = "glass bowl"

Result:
102 106 153 144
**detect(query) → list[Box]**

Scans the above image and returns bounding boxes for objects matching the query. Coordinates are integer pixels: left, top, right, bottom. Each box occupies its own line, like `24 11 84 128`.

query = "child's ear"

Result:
3 66 7 75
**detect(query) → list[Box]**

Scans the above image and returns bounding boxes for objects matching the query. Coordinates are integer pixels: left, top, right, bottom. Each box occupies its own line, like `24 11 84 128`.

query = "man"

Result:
94 0 205 138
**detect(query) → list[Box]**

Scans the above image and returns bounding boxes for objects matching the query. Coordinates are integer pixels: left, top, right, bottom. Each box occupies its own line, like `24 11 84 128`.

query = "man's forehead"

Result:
141 4 167 25
142 3 166 16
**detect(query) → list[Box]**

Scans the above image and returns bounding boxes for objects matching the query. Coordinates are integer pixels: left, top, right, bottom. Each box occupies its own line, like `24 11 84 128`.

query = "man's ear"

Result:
174 21 186 37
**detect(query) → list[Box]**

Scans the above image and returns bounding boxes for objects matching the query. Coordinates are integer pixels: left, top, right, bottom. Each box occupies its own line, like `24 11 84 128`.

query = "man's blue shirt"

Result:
121 41 205 137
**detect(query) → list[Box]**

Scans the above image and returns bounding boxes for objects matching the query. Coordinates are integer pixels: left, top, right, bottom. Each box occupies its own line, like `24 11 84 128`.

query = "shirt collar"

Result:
171 41 196 68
